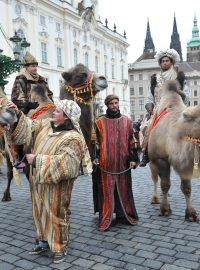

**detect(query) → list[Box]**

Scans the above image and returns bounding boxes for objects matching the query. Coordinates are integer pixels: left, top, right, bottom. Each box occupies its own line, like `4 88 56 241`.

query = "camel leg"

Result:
2 158 13 201
149 162 160 204
180 179 199 222
157 159 171 216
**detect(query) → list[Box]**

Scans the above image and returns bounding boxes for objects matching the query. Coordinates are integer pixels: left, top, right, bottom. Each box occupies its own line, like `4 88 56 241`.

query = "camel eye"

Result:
79 73 87 79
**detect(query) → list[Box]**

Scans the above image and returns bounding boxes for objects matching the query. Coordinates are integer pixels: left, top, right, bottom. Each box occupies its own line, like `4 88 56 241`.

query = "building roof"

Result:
178 61 200 72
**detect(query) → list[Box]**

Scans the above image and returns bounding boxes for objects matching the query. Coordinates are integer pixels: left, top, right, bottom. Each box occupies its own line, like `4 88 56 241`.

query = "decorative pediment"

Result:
12 17 28 27
55 37 63 44
39 31 49 39
82 44 90 50
73 41 80 47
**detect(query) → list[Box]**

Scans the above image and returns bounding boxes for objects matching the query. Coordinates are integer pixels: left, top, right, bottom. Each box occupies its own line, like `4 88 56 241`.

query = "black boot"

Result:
139 154 149 167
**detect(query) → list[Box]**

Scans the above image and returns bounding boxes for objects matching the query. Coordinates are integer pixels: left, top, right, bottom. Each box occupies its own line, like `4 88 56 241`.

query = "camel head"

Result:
178 105 200 140
0 98 17 125
60 64 107 104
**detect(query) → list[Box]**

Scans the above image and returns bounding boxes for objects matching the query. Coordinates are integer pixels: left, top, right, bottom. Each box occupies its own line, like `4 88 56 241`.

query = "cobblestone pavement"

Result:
0 164 200 270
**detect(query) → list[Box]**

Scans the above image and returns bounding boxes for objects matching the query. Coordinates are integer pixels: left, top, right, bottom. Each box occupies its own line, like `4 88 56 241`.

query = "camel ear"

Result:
182 107 195 121
62 72 72 82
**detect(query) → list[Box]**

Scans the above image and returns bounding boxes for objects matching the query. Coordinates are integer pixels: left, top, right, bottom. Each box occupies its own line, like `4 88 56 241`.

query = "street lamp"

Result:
0 31 30 87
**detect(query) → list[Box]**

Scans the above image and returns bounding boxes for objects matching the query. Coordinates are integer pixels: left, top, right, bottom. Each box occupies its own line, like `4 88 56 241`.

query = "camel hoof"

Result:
159 208 172 217
2 193 11 202
2 196 12 202
185 208 199 222
151 196 160 204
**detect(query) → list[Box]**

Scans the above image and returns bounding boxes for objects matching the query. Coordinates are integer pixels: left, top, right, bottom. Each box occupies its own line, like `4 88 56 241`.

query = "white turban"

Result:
155 49 180 65
57 99 81 131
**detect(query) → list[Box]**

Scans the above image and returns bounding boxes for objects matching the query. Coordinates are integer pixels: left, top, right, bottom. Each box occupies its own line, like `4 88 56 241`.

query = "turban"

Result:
104 94 119 106
155 49 180 65
57 99 81 131
22 52 38 66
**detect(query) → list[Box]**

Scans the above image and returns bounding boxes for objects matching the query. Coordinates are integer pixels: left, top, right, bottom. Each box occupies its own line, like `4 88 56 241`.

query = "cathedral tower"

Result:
170 14 183 62
136 18 155 61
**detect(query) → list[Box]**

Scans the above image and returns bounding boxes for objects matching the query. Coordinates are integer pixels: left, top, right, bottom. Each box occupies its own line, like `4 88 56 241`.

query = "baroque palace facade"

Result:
129 15 200 121
0 0 130 115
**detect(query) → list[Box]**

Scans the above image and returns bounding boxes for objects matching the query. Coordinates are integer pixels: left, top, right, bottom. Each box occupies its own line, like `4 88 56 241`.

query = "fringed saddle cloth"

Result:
185 136 200 178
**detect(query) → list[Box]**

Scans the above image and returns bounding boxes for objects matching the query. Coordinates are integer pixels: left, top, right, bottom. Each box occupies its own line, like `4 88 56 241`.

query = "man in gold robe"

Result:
7 99 91 264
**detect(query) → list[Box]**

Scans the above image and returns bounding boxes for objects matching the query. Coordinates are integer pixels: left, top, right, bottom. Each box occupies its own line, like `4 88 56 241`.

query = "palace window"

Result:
74 48 78 65
130 88 134 96
41 42 48 63
139 99 144 110
85 52 89 67
57 47 62 66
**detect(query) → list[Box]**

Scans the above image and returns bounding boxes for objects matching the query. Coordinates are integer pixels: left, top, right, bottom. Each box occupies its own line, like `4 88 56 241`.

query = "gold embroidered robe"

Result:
11 114 84 252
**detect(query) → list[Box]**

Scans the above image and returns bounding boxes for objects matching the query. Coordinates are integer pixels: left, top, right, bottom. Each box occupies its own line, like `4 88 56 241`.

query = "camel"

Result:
148 80 200 221
2 63 107 201
60 63 107 156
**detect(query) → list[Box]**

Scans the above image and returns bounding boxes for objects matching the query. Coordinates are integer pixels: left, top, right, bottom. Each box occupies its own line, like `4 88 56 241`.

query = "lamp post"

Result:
0 31 30 88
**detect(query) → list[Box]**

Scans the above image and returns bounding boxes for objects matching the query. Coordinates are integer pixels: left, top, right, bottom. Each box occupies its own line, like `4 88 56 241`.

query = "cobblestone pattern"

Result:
0 164 200 269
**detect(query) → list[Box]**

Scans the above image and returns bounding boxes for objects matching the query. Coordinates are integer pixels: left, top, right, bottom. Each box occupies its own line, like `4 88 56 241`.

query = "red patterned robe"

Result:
93 114 139 231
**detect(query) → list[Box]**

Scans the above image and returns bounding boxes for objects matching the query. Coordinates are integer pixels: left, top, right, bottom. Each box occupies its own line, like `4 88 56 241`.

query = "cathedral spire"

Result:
170 13 183 62
143 18 155 53
136 18 155 61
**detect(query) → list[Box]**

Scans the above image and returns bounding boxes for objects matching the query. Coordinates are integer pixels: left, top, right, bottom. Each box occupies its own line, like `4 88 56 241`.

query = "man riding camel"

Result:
139 48 190 167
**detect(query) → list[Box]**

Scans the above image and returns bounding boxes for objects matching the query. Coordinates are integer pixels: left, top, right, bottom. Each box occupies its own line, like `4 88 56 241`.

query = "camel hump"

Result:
165 80 179 92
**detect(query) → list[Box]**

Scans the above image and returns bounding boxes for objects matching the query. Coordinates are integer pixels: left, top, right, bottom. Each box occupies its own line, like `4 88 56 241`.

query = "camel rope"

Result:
3 131 21 185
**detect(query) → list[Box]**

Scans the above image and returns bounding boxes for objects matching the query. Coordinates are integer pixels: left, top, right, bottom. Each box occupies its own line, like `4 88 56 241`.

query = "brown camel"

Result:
148 80 200 221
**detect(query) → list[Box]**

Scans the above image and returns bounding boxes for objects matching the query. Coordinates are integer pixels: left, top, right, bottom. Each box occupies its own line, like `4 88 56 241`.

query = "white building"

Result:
0 0 130 115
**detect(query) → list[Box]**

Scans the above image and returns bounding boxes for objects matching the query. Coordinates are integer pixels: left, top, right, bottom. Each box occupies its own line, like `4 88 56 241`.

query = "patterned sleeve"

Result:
34 138 83 184
11 112 42 149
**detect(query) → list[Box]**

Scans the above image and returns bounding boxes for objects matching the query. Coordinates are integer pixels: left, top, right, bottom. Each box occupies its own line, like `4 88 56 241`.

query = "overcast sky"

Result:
98 0 199 63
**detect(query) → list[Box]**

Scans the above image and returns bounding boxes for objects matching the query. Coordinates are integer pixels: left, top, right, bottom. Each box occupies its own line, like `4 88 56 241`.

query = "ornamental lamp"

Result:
0 31 31 87
9 31 22 60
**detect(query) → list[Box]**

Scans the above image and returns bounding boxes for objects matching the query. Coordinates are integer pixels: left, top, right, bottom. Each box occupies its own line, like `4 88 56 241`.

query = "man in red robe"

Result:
92 95 139 231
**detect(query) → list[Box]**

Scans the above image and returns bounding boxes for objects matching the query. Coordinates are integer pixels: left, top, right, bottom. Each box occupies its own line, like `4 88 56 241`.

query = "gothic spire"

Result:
143 18 155 53
170 13 183 62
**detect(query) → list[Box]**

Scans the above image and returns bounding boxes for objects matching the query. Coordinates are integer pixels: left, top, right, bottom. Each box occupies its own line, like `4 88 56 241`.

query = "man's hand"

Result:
26 154 36 165
6 101 19 114
93 158 99 166
130 161 137 169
